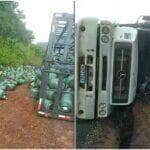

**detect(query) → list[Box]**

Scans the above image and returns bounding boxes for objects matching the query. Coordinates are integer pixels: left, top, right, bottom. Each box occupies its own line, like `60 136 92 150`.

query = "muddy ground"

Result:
77 101 150 148
0 84 149 148
130 101 150 148
0 84 74 148
76 118 120 148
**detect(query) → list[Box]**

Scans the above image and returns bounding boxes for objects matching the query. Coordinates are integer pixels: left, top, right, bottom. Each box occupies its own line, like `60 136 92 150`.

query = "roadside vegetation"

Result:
0 1 44 67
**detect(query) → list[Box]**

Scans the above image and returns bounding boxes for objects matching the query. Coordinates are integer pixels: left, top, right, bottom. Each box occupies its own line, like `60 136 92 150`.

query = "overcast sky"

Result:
16 0 150 43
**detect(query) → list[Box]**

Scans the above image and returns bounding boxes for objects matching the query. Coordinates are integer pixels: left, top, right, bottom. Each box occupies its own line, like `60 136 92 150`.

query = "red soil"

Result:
131 101 150 148
0 84 74 148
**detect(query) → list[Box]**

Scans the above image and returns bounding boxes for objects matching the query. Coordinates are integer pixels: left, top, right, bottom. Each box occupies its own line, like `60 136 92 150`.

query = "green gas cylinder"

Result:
64 75 74 88
46 89 56 100
43 99 53 112
0 89 6 99
60 89 73 112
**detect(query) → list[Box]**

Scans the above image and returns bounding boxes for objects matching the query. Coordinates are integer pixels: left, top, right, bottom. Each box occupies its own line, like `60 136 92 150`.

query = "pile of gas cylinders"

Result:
0 65 35 99
0 65 74 113
29 67 74 113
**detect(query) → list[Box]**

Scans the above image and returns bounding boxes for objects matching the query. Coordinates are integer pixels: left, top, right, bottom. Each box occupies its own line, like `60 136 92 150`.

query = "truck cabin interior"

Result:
138 29 150 88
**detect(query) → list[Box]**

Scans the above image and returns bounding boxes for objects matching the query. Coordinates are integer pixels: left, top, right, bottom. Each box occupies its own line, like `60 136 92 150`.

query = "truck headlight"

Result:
102 26 110 34
101 35 109 43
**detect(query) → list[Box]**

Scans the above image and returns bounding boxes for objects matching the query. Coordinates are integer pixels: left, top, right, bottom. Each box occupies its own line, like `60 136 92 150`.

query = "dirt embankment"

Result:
0 84 74 148
130 101 150 148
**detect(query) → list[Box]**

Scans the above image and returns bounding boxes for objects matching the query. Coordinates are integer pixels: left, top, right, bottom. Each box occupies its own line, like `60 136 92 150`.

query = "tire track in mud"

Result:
77 100 150 149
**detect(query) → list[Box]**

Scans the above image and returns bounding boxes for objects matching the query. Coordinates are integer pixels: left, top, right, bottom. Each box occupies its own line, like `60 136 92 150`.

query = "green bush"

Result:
0 37 44 67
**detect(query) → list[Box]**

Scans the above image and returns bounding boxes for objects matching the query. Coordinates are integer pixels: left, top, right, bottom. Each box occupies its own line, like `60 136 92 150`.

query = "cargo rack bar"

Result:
37 11 75 121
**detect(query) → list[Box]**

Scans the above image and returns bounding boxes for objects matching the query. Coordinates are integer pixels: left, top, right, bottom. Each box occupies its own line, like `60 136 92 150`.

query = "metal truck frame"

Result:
76 18 98 119
97 21 114 118
76 18 138 119
38 13 75 121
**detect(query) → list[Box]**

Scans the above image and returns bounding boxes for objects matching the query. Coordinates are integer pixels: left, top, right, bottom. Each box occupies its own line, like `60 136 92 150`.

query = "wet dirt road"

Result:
76 118 119 148
0 84 74 148
130 101 150 148
76 101 150 149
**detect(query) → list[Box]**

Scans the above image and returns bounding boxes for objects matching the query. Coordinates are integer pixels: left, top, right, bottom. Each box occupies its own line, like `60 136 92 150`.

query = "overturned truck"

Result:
76 16 150 119
37 13 75 121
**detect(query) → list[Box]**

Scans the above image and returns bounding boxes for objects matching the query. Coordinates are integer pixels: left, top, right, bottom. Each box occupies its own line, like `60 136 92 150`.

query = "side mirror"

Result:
136 15 150 29
142 16 150 21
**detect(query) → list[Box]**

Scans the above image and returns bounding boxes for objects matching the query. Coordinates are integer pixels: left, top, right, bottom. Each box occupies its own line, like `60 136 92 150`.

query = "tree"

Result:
0 1 44 66
0 1 34 45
